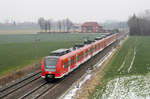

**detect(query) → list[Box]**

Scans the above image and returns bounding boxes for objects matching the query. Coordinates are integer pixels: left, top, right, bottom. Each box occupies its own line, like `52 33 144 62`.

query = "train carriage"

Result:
41 33 118 81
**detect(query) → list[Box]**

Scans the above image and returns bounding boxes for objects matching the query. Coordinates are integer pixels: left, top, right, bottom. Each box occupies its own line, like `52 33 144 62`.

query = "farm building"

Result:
81 22 103 33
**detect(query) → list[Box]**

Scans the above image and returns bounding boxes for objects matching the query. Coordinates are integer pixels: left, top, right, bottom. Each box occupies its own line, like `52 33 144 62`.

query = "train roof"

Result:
51 48 69 53
54 33 118 60
60 44 92 60
50 48 71 56
95 36 103 40
45 56 59 59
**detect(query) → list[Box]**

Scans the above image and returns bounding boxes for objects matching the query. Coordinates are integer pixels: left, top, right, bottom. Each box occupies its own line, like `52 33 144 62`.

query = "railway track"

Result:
18 82 47 99
18 81 61 99
16 78 64 99
0 70 41 98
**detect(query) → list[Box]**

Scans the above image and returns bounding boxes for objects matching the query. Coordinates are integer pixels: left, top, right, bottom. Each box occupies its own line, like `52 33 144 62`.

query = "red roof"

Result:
81 22 100 27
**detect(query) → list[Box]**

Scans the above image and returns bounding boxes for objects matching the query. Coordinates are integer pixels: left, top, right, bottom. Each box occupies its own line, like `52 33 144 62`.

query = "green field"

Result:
0 33 100 76
92 36 150 99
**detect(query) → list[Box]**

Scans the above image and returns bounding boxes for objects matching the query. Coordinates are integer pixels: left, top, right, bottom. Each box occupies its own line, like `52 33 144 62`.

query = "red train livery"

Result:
41 33 118 81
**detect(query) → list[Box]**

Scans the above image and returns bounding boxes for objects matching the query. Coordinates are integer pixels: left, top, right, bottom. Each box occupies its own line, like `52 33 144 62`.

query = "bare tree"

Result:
38 17 74 33
64 18 73 32
61 19 66 32
128 11 150 36
47 19 52 32
57 20 62 32
38 17 45 32
44 20 48 32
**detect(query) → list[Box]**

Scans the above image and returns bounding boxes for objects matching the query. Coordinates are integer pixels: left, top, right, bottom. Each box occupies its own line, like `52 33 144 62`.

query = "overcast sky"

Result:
0 0 150 23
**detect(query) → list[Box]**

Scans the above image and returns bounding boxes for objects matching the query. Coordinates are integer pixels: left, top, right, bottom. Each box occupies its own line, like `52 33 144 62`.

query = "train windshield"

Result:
44 58 58 71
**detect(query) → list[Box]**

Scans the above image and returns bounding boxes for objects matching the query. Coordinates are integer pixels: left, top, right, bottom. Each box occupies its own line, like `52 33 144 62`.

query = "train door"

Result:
91 46 94 56
63 59 69 74
70 55 75 69
104 39 107 47
81 51 83 62
60 60 64 75
88 48 91 56
68 58 71 73
85 49 88 58
76 54 78 66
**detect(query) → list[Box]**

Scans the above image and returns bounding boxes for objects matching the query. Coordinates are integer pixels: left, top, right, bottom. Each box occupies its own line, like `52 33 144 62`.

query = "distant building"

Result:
81 22 103 33
71 24 81 32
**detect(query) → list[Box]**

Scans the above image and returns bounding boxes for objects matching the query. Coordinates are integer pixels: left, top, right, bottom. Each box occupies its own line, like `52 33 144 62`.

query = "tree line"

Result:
38 18 73 33
128 10 150 35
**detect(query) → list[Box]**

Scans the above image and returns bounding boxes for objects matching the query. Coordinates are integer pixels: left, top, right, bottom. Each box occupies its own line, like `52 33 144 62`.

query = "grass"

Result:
0 33 100 77
91 36 150 98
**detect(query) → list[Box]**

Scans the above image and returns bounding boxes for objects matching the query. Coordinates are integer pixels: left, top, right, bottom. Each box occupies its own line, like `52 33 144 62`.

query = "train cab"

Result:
41 49 71 81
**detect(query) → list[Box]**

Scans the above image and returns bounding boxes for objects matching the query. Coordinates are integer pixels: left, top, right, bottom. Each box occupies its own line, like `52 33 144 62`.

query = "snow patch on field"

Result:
102 74 150 99
118 58 126 72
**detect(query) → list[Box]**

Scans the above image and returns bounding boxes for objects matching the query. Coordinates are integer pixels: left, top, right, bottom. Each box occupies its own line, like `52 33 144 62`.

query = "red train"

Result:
41 33 118 81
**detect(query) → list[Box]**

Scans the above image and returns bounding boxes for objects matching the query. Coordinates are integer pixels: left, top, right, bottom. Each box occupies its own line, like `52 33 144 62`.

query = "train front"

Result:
41 56 60 81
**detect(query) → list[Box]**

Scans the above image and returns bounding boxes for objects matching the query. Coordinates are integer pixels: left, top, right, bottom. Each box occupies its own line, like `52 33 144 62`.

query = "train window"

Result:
78 54 81 61
64 62 66 68
100 43 102 48
102 42 104 47
92 47 94 53
85 50 88 57
73 56 75 64
76 55 78 63
69 58 71 67
89 48 91 53
79 54 82 61
77 55 79 62
81 53 83 60
81 53 83 59
88 49 90 55
71 57 74 65
79 54 81 60
67 61 69 67
83 51 85 57
44 58 58 71
96 45 98 50
71 59 73 65
64 61 69 68
74 56 76 63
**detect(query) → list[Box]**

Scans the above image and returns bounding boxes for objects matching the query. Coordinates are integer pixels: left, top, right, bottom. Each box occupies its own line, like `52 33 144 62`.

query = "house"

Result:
81 22 103 33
